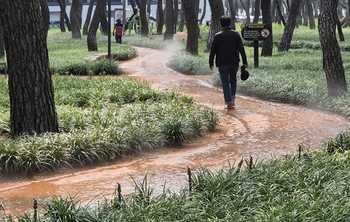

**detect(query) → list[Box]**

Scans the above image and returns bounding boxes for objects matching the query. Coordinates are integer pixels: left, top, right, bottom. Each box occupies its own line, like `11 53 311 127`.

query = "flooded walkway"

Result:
1 47 349 215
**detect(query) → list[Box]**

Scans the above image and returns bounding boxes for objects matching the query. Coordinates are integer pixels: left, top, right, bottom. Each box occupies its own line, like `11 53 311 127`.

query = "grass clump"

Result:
6 148 350 221
0 76 218 174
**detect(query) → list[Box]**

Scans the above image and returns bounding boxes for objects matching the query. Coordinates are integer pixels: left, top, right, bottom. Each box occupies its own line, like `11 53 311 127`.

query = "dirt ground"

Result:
1 42 350 214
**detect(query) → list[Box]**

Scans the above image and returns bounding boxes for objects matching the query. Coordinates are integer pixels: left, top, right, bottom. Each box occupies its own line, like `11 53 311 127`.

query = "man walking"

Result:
113 19 124 44
209 15 248 109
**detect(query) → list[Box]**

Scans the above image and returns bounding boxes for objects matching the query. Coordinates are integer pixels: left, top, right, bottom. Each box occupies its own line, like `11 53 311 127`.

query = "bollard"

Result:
298 144 302 160
33 198 38 222
187 166 192 193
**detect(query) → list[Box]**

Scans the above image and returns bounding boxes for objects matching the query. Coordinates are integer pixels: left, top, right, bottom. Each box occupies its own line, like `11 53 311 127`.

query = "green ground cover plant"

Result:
0 76 218 174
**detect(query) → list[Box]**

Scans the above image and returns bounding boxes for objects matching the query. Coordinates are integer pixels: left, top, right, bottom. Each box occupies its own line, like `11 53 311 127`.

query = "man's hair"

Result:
220 16 231 27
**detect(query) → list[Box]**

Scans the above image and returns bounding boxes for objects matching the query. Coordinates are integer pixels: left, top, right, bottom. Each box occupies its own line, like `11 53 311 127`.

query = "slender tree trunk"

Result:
0 0 59 137
278 0 302 51
70 0 83 39
183 0 200 55
164 0 175 40
87 0 106 51
0 25 4 58
227 0 237 30
206 0 224 51
306 0 315 29
239 0 251 22
319 0 347 97
178 0 185 32
261 0 273 56
199 0 207 25
40 0 50 34
135 0 149 37
253 0 260 23
276 0 286 25
156 0 164 34
83 0 95 35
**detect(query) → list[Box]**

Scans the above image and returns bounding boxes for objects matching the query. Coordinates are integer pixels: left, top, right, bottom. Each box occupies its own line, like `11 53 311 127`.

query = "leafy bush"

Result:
168 53 211 75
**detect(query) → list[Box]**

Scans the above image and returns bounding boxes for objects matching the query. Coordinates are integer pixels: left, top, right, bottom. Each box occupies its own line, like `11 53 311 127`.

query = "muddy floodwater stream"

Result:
1 44 350 215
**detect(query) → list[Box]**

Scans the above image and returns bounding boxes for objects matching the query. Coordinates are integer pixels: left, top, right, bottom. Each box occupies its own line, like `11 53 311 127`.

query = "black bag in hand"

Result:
240 66 249 81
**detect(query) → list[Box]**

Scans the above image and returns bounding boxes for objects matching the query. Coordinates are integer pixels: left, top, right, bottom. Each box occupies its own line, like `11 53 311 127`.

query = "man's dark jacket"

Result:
209 26 247 67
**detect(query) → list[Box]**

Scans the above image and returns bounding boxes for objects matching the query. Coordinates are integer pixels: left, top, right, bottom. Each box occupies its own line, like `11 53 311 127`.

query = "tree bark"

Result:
253 0 260 23
0 25 4 58
183 0 200 55
156 0 164 34
39 0 50 34
83 0 95 35
239 0 251 22
135 0 149 37
306 0 315 29
164 0 175 40
0 0 59 137
199 0 207 25
227 0 237 30
206 0 224 51
278 0 302 51
261 0 273 56
87 0 106 51
70 0 83 39
319 0 347 97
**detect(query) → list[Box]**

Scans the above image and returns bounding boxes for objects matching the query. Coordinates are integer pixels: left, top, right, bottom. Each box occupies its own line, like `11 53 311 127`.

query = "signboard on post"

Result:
241 23 272 68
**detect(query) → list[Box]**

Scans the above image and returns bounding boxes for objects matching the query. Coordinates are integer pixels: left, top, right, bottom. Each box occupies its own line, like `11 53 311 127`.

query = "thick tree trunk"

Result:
156 0 164 35
83 0 95 35
87 0 106 51
278 0 302 51
70 0 83 39
135 0 149 37
261 0 273 56
0 0 59 137
319 0 347 97
206 0 224 51
183 0 200 55
164 0 174 40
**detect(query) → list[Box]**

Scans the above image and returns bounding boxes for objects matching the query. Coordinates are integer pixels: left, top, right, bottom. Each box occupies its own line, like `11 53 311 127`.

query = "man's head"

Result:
220 16 231 27
116 19 121 23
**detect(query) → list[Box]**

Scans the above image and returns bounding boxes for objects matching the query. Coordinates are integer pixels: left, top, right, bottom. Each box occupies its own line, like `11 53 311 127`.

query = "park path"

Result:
1 44 350 215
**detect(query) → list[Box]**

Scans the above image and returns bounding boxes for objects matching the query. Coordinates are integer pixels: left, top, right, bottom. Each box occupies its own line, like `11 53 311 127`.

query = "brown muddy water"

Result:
1 46 350 215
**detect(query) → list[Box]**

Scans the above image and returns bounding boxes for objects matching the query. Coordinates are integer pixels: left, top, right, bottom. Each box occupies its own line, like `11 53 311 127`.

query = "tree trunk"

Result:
276 0 286 25
57 0 67 32
83 0 95 35
239 0 251 22
278 0 302 51
253 0 260 23
70 0 83 39
227 0 237 30
206 0 224 51
343 0 350 27
156 0 164 34
135 0 149 37
306 0 315 29
183 0 200 55
164 0 174 40
261 0 273 56
40 0 50 34
87 0 106 51
0 25 4 58
178 0 185 32
0 0 59 137
319 0 347 97
99 7 109 36
199 0 207 25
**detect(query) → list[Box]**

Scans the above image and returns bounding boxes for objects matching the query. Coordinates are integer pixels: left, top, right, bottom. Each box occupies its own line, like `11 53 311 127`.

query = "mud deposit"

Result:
1 45 350 215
